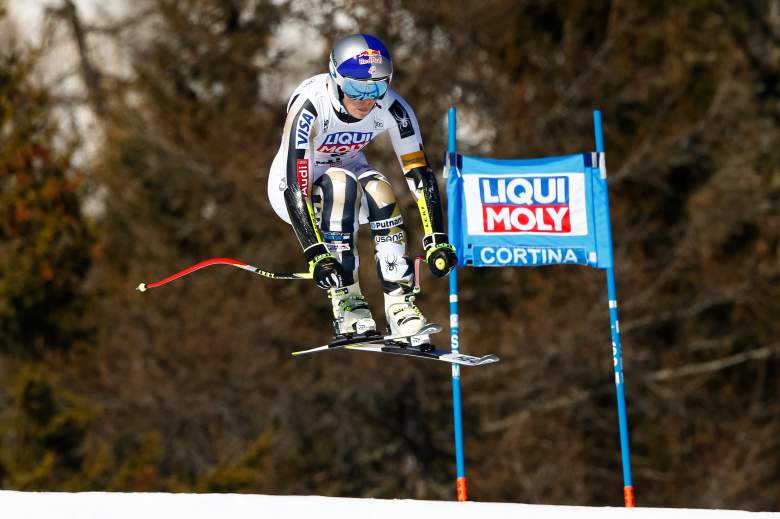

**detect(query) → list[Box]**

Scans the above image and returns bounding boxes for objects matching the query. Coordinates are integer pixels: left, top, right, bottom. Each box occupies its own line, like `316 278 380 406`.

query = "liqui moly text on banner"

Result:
463 173 589 236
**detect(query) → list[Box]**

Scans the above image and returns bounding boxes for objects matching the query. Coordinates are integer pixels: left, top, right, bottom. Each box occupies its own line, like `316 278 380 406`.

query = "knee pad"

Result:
361 173 405 236
314 168 362 233
360 173 396 213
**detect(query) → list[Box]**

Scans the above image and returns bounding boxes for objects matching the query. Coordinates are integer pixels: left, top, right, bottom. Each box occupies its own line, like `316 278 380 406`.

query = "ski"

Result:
291 322 443 357
345 341 500 367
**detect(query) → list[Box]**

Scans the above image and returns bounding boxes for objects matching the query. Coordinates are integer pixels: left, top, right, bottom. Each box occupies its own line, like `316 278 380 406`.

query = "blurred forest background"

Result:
1 0 778 511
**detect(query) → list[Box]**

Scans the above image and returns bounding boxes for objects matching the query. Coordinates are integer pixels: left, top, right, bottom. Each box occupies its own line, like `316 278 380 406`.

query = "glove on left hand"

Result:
423 233 457 277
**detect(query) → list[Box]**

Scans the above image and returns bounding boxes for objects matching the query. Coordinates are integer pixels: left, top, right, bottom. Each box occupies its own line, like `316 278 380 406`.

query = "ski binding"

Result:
291 322 443 356
292 323 499 367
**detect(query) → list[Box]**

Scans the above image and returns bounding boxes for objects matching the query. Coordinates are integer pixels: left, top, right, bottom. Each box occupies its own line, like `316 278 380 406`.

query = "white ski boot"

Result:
329 281 377 337
384 291 430 348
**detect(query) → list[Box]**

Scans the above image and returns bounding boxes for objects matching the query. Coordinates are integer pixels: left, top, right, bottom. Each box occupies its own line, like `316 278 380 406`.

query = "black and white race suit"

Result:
267 73 445 293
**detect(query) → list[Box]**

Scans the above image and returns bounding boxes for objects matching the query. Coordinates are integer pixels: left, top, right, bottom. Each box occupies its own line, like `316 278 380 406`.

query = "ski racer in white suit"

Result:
267 33 457 339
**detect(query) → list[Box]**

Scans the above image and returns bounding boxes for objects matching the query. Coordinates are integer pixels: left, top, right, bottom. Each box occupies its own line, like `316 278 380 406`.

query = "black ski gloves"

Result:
309 253 345 289
423 232 457 277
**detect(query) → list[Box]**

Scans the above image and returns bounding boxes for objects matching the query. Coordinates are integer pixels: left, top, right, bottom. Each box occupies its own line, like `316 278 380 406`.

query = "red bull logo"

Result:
357 49 383 65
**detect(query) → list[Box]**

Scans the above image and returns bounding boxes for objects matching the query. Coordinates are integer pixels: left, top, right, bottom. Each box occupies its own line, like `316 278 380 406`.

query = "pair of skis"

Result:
138 257 499 367
292 323 499 367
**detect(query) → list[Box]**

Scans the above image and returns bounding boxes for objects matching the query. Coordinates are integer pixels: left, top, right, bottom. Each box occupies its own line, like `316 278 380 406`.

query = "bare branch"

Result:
480 389 592 434
646 343 780 382
82 7 156 36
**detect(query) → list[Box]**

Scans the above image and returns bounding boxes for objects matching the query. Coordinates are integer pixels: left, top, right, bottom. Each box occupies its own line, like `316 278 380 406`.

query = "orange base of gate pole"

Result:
456 477 468 501
624 486 635 507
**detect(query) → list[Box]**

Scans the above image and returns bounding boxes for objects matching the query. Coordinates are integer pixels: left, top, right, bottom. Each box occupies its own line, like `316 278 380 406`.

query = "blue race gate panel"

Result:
448 152 612 269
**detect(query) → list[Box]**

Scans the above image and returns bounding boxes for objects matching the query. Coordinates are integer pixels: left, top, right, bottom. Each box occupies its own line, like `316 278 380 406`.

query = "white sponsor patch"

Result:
325 243 351 253
374 232 404 243
370 215 404 230
463 172 589 236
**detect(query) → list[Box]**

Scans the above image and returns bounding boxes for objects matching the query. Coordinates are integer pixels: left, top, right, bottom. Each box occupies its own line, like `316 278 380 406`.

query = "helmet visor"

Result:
342 77 388 100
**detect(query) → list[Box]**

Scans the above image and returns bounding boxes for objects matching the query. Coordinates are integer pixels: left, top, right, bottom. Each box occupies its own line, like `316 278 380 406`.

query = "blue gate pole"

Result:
448 107 467 501
594 110 635 507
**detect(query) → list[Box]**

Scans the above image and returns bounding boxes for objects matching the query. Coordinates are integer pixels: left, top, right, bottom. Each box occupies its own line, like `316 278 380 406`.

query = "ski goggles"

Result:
341 77 389 100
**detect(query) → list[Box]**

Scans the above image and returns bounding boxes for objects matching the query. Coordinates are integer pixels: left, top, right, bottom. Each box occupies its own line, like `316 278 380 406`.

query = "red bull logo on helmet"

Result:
357 49 383 65
464 174 589 236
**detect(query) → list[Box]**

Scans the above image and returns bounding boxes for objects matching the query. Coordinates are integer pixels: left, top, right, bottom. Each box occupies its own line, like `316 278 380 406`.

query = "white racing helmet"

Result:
328 34 393 100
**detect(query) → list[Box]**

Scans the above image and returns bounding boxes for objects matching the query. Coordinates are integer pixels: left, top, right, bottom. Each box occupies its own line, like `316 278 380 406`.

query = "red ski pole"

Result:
136 257 311 292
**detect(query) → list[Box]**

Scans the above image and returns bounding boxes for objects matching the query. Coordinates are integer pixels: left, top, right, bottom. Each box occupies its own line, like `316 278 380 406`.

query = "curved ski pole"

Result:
136 257 311 292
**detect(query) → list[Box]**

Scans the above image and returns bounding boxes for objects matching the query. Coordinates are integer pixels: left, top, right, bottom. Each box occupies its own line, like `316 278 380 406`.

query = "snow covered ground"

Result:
1 491 777 519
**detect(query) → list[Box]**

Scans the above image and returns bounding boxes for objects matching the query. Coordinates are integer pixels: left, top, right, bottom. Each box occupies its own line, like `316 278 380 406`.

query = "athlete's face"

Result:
342 96 376 119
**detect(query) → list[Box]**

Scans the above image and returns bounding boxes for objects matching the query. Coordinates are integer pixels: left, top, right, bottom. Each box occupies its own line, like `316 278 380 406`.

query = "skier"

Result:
267 33 456 342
